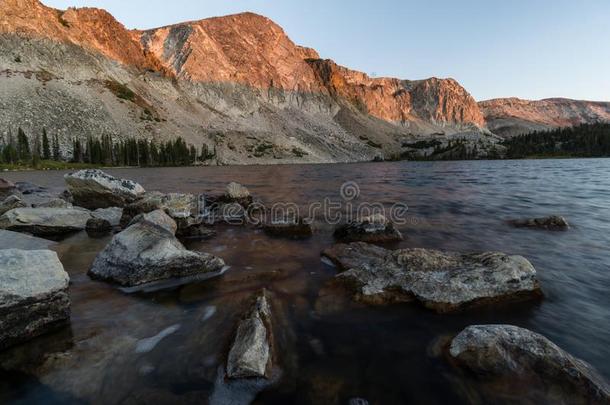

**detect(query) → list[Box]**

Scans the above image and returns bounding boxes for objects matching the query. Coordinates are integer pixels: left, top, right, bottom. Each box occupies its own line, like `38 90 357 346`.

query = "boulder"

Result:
0 230 56 250
449 325 610 404
334 214 402 243
127 209 178 234
322 242 542 312
0 249 71 350
0 194 27 216
86 218 113 237
0 208 92 238
0 178 16 199
226 182 251 201
508 215 569 230
120 192 198 228
263 218 313 239
89 211 225 287
227 292 273 379
64 169 145 209
92 207 123 227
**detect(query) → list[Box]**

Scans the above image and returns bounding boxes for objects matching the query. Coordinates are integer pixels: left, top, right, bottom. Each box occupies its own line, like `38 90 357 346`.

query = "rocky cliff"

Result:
0 0 501 163
479 98 610 138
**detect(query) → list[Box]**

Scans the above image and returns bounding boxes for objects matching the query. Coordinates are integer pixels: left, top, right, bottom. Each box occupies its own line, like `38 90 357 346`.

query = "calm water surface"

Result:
1 159 609 404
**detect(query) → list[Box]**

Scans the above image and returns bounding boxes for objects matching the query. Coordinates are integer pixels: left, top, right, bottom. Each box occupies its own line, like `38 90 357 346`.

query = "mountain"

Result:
0 0 499 164
479 98 610 138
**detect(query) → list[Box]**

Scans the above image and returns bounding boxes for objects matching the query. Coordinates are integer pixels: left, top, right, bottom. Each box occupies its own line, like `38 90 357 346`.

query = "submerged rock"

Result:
89 211 225 287
0 249 71 350
227 292 273 379
322 242 542 312
334 214 402 243
86 218 113 237
0 207 92 238
176 224 216 239
508 215 570 230
65 169 145 209
0 194 27 216
263 218 313 239
449 325 610 404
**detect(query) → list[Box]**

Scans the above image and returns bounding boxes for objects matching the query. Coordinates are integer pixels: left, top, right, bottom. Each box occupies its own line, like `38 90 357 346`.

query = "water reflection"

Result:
1 159 609 404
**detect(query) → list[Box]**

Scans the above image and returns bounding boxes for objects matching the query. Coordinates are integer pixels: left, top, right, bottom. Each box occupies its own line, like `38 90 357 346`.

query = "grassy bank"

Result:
0 160 99 171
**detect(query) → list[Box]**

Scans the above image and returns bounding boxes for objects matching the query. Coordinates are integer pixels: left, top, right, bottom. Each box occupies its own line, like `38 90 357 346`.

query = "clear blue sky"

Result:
42 0 610 101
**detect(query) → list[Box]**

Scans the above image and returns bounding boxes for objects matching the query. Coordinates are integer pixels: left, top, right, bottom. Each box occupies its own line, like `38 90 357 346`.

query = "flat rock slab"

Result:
89 214 225 287
449 325 610 404
0 208 92 238
227 293 273 379
0 249 71 350
322 242 541 312
65 169 145 209
0 230 57 250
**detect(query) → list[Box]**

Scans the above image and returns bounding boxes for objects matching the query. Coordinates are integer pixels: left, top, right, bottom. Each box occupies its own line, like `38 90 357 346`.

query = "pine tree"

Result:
16 127 31 162
42 128 51 160
52 134 61 161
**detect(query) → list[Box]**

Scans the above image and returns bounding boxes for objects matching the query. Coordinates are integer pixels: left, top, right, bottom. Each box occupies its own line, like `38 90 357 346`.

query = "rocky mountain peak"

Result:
479 97 610 137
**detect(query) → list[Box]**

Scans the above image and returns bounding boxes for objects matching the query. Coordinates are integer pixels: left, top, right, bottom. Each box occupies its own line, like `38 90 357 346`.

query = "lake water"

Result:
1 159 609 404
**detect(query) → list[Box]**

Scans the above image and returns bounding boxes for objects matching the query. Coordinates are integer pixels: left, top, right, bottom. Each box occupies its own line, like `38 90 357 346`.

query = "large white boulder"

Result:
65 169 145 209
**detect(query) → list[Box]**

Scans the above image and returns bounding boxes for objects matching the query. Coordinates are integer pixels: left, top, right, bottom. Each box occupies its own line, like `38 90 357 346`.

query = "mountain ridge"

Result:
479 97 610 138
0 0 607 163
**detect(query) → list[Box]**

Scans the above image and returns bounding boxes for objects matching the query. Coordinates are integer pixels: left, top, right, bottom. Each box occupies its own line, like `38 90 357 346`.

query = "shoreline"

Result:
3 155 610 173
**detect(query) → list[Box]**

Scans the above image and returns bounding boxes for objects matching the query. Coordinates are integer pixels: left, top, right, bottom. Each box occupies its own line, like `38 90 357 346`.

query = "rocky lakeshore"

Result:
0 161 608 404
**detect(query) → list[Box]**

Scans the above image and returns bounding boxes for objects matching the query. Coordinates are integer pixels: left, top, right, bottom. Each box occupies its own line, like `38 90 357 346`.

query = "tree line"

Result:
503 122 610 158
0 128 216 167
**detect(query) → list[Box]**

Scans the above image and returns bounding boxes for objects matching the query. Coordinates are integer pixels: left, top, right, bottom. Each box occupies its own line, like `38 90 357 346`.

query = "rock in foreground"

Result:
508 215 569 230
65 169 145 209
227 292 273 379
0 249 71 350
89 211 225 287
334 214 402 243
322 242 541 312
0 208 92 238
449 325 610 404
